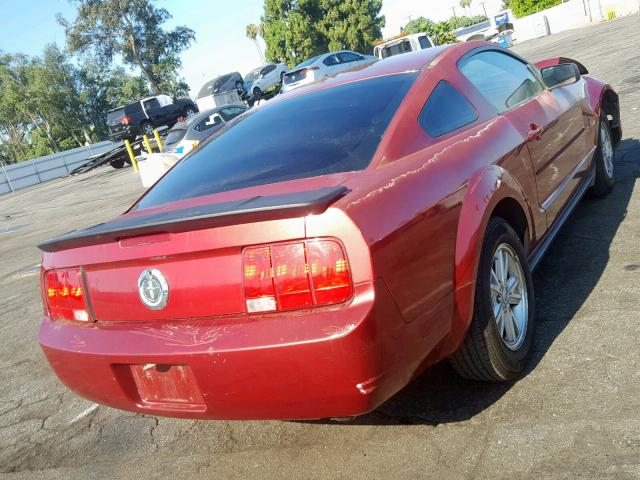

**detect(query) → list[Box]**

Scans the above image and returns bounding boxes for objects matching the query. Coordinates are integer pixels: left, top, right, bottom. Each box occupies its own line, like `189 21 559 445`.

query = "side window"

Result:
419 81 478 138
194 113 224 132
460 50 544 113
418 36 433 49
323 54 340 66
143 98 161 110
220 107 245 121
337 52 360 63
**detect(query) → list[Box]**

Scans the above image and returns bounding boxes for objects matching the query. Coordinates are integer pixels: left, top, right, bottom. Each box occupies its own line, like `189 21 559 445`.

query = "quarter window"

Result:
419 81 478 137
460 50 544 113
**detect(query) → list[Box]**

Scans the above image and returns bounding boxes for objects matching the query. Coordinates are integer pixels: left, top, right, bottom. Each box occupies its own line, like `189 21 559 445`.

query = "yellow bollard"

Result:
143 134 154 155
153 129 163 151
124 139 139 172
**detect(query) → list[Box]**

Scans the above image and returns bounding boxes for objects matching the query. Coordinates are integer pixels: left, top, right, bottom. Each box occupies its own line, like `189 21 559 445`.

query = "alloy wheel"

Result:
600 120 614 178
490 243 529 351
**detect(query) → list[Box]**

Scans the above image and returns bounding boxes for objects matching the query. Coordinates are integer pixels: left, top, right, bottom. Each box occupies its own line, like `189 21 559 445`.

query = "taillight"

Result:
120 116 131 125
43 268 90 322
242 239 352 314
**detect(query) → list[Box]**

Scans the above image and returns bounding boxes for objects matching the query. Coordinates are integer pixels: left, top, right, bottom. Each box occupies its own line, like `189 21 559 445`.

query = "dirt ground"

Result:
1 14 639 480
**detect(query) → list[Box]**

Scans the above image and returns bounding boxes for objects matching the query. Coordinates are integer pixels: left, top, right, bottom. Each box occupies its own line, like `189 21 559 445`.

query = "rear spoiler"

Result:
38 186 348 253
534 57 589 75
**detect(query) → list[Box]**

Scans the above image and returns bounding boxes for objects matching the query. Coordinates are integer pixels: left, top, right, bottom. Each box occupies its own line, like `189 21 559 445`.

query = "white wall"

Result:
512 0 640 43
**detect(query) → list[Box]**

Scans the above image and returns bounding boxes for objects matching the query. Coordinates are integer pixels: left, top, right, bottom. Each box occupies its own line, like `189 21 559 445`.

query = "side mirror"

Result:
541 63 580 89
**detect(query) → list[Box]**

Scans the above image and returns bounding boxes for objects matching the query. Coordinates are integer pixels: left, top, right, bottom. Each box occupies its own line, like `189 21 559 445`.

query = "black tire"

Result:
253 87 262 100
140 121 154 137
183 107 196 117
110 158 125 169
450 217 535 382
590 114 615 197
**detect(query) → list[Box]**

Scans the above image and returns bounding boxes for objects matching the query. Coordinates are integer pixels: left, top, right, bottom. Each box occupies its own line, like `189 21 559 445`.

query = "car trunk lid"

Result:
40 181 351 323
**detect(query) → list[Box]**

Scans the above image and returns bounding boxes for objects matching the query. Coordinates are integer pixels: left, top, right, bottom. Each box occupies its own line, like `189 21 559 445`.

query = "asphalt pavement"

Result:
1 13 639 479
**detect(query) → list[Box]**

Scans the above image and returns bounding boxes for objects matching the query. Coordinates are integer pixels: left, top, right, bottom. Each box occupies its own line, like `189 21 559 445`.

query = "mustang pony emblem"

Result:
138 269 169 310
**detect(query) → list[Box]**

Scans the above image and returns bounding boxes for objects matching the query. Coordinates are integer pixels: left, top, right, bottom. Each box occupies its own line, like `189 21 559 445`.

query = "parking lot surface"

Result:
1 14 639 480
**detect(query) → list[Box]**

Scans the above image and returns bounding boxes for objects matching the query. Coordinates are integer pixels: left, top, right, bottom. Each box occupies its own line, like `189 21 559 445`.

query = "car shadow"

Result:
309 138 640 426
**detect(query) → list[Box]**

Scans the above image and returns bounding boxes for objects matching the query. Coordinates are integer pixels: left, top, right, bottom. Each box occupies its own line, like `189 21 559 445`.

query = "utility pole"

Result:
452 6 457 20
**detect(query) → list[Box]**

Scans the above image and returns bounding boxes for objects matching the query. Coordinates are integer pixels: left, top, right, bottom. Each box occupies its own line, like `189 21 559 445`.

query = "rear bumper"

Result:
108 125 139 141
39 282 408 420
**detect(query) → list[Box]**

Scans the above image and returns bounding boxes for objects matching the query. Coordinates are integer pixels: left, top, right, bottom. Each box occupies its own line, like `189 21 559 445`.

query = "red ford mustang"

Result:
38 42 620 420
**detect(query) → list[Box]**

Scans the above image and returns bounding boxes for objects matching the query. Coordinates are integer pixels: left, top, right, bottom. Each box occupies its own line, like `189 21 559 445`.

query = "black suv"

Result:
107 95 199 141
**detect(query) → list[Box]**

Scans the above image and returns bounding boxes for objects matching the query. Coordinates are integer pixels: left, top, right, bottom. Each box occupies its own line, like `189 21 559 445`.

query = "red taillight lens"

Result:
120 116 131 126
242 239 352 314
43 268 90 322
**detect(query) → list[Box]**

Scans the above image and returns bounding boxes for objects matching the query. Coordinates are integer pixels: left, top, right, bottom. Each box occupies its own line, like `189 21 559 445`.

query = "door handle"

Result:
528 123 544 141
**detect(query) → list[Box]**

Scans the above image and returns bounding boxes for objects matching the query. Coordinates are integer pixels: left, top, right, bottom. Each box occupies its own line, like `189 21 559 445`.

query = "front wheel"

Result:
590 114 615 197
450 217 535 382
184 107 196 117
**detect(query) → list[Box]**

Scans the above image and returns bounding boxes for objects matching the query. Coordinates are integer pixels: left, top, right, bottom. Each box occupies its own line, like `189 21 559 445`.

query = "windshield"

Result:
135 73 417 210
244 69 260 82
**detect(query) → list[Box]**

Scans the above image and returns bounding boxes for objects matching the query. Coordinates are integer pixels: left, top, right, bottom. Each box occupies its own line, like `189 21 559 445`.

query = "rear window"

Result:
106 108 124 123
380 40 412 59
124 102 142 114
293 55 322 69
135 73 418 210
163 128 187 148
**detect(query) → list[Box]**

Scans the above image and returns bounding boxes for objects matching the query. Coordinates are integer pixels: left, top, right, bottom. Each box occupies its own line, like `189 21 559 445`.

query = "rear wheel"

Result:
450 217 535 382
110 158 125 169
590 114 615 197
183 107 196 117
253 87 262 100
141 121 154 137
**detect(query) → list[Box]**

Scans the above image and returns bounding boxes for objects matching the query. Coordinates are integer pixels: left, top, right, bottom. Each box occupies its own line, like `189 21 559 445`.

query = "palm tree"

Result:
245 24 265 65
459 0 472 17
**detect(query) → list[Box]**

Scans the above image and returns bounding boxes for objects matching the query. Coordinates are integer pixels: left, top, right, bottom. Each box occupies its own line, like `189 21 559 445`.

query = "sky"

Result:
0 0 504 96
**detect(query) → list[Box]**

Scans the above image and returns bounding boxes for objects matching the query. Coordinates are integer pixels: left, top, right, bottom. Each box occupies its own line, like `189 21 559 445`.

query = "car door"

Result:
459 49 584 229
259 64 277 89
336 51 364 72
321 53 341 76
142 98 163 127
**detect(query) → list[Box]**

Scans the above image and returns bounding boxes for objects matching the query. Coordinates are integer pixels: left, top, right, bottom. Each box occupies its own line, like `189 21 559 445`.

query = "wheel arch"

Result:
584 77 622 147
440 165 534 358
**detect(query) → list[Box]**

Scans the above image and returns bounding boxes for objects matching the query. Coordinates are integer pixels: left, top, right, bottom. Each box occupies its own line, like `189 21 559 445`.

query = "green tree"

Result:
449 15 488 29
401 16 434 34
261 0 384 66
401 17 457 45
58 0 194 95
508 0 561 17
317 0 384 53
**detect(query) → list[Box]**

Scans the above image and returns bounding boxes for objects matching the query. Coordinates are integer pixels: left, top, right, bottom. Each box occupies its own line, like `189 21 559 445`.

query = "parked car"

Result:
195 72 244 111
38 43 620 420
373 32 437 59
162 105 247 159
107 95 198 141
281 50 376 93
243 63 289 101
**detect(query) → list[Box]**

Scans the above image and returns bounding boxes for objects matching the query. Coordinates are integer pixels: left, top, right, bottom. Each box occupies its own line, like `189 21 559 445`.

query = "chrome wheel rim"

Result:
490 244 528 351
600 120 614 178
143 124 153 135
185 109 195 117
